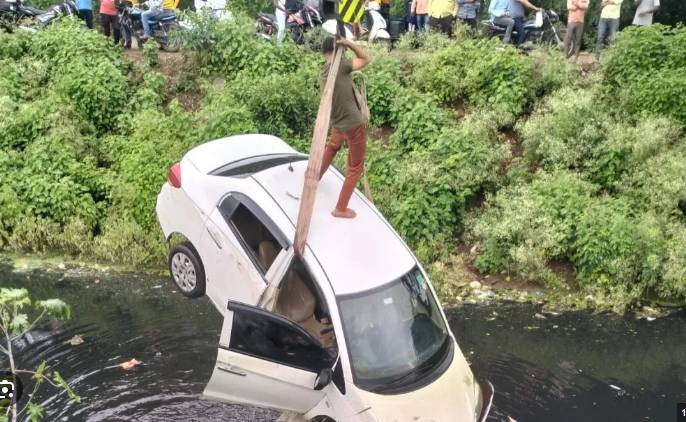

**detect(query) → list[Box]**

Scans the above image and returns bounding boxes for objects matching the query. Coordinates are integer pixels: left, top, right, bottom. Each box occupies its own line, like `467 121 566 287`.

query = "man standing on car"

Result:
76 0 93 29
563 0 589 60
319 37 370 219
595 0 622 59
427 0 456 36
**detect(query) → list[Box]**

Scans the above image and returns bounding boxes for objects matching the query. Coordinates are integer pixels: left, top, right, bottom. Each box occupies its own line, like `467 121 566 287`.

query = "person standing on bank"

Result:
563 0 589 60
411 0 429 31
76 0 93 29
427 0 456 37
273 0 287 45
457 0 481 30
595 0 622 59
633 0 659 26
100 0 121 44
319 37 370 219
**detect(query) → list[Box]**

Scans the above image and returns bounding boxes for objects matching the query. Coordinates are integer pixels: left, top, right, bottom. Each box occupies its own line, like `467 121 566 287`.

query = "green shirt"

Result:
321 57 364 131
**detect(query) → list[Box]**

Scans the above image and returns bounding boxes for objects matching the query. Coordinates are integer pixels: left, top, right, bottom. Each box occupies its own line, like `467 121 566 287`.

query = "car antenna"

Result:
288 156 294 172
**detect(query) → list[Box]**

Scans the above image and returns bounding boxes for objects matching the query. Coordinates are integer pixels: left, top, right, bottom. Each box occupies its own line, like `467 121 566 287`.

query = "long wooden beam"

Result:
293 46 344 257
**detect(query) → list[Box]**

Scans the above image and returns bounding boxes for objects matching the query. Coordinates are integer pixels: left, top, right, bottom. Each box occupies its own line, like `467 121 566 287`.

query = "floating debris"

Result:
609 384 622 391
119 358 142 370
65 335 85 346
534 313 547 320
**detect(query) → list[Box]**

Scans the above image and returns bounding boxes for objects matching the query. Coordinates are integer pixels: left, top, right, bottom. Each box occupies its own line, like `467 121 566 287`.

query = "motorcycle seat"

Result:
148 10 175 23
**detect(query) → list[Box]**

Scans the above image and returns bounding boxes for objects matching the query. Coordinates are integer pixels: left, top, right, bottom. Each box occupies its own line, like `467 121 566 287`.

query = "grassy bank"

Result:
1 15 684 312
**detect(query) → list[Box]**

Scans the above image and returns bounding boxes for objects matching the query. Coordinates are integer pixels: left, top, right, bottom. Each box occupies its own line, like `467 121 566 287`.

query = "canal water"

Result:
2 266 684 421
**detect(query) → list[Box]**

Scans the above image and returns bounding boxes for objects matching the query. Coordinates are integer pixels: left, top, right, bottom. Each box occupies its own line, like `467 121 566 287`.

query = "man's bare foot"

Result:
331 208 356 218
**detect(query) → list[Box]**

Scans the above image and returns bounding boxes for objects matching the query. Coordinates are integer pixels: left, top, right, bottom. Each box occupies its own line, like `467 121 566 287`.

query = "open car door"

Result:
203 301 336 413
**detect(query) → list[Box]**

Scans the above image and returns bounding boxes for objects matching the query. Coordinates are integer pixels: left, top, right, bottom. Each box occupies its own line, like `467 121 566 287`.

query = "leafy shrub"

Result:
529 47 579 97
364 52 406 127
662 224 686 299
603 25 686 124
110 104 199 230
93 214 165 266
57 217 94 257
196 91 258 140
131 71 167 111
572 202 666 299
472 171 597 286
619 146 686 217
29 19 123 72
219 69 318 138
143 41 160 68
521 87 607 171
15 132 107 225
412 38 534 115
7 215 60 253
54 57 129 132
389 88 454 151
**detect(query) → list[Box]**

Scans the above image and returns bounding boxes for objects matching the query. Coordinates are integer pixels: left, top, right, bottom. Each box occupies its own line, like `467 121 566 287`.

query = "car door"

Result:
203 301 335 413
198 192 290 311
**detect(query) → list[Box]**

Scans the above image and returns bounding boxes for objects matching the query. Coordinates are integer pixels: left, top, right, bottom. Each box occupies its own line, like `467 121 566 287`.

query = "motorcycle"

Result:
34 0 77 28
0 0 45 31
482 9 562 47
119 1 182 52
256 2 322 44
255 5 322 44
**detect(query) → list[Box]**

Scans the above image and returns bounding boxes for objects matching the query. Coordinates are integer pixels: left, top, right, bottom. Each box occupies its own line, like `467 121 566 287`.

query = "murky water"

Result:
2 266 685 421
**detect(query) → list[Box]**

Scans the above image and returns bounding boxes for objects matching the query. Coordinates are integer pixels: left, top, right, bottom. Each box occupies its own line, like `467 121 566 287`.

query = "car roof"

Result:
252 160 416 297
185 134 296 175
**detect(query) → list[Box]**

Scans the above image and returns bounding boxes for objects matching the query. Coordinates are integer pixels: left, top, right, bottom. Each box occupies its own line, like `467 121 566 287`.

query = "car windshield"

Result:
338 267 450 392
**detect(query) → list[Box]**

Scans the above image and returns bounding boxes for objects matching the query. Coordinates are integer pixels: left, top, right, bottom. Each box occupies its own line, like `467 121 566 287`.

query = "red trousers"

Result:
319 125 367 211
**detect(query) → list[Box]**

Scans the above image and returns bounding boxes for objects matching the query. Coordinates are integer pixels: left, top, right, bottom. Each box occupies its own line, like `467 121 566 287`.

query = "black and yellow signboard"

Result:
339 0 365 23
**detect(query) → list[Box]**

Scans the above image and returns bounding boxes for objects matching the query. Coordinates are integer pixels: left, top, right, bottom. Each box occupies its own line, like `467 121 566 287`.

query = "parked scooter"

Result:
256 2 321 44
119 0 182 51
0 0 44 30
482 9 562 47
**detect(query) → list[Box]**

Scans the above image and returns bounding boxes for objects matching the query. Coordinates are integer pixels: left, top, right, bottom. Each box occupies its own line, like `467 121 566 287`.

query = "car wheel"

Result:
310 417 335 422
168 242 206 298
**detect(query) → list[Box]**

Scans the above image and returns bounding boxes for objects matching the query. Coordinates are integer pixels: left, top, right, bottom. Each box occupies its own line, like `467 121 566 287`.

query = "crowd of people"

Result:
73 0 179 45
270 0 663 59
563 0 660 60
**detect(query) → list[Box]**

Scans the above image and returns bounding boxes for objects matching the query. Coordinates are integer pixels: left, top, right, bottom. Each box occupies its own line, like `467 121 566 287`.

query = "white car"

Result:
155 134 494 422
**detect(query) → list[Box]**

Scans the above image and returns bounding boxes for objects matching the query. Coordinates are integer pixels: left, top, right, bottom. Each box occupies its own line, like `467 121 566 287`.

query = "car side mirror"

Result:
314 367 333 391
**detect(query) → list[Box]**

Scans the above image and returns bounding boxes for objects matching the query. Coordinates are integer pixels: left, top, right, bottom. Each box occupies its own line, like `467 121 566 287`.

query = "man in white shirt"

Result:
633 0 659 26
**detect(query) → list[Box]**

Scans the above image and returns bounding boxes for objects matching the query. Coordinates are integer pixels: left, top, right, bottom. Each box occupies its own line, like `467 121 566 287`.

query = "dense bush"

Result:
472 171 597 287
603 25 686 125
412 38 534 116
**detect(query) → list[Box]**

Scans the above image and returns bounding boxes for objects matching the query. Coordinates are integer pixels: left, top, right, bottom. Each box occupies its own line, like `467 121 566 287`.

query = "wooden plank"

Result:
293 46 344 257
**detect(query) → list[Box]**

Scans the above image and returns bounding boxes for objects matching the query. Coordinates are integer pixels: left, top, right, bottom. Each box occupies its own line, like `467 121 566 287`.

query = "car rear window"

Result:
209 153 307 177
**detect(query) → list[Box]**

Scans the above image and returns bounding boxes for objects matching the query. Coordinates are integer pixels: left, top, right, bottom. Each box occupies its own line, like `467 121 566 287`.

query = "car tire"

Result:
168 242 206 298
310 417 335 422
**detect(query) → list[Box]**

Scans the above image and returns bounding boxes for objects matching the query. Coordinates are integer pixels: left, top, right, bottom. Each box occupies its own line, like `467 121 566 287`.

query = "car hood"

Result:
353 342 480 422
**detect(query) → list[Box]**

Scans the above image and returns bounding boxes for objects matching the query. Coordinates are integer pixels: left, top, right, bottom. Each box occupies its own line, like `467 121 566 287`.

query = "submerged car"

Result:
155 134 494 421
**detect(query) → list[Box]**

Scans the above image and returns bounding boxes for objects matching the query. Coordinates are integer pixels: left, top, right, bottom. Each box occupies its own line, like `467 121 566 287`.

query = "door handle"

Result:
206 227 222 249
217 364 246 377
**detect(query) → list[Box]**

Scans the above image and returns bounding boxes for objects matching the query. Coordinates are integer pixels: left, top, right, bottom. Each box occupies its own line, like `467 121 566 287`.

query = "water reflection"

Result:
2 268 685 421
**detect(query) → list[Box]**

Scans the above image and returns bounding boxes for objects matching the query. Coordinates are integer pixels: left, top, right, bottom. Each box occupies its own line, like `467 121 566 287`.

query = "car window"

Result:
228 203 283 274
273 257 337 351
228 301 336 373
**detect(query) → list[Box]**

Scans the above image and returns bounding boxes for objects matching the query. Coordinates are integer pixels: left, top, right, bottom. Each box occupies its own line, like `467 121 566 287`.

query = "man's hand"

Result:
336 37 370 70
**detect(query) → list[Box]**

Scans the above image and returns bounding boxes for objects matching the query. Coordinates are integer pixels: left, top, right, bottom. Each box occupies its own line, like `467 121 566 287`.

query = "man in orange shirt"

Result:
563 0 589 59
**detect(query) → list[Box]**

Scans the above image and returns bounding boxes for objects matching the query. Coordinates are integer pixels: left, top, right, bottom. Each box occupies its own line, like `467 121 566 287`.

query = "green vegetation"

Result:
0 16 684 312
0 288 78 422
